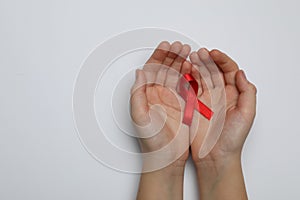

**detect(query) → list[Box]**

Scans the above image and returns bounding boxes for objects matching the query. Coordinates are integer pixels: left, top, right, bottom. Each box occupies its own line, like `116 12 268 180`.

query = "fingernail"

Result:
241 70 247 80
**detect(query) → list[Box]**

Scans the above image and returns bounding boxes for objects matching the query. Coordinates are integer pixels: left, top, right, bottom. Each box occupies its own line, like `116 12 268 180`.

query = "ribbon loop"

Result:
178 73 213 126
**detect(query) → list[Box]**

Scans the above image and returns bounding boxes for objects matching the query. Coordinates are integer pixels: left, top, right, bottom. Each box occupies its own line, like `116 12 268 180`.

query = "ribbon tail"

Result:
197 100 213 120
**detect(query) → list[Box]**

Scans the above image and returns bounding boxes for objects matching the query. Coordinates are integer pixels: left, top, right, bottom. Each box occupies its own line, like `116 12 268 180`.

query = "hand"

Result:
131 41 192 200
189 48 257 200
190 48 257 163
130 41 191 166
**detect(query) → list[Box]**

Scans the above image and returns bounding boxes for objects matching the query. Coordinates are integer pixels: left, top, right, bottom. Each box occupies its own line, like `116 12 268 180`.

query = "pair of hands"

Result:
130 41 256 200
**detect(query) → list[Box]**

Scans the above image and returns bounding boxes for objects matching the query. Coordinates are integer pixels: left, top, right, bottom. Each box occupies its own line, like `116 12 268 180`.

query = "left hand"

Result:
130 41 192 170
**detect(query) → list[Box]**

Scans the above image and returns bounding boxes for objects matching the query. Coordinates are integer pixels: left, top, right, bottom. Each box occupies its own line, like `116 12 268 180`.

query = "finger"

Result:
155 65 168 86
181 60 192 74
235 70 257 118
170 44 191 72
161 41 182 67
165 44 191 89
190 52 210 93
143 41 170 84
190 51 214 90
155 41 182 87
191 63 203 95
198 48 224 88
145 41 170 65
130 69 149 125
209 49 239 86
176 60 193 93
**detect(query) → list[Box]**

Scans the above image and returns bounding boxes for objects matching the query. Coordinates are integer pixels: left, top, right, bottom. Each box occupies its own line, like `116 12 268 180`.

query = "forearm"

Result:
195 154 248 200
136 161 186 200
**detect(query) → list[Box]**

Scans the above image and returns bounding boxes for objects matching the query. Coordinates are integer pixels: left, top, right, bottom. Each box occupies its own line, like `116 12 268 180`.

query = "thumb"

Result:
130 69 149 125
235 70 257 119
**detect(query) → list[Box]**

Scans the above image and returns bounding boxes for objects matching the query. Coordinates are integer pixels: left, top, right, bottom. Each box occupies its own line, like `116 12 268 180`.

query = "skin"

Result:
190 48 257 200
131 42 257 200
131 41 191 200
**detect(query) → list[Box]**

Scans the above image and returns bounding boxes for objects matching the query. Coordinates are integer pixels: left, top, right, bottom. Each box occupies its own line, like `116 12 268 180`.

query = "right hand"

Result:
189 48 257 164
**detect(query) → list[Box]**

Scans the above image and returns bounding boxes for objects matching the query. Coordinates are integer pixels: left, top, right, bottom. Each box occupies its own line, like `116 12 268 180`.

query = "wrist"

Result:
194 152 242 172
142 159 186 177
140 147 189 174
137 161 186 200
194 153 248 200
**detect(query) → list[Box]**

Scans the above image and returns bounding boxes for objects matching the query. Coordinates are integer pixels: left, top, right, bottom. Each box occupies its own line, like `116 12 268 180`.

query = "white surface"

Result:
1 0 300 199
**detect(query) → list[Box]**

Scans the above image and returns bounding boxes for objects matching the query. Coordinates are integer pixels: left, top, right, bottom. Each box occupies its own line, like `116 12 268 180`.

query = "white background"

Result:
1 0 300 199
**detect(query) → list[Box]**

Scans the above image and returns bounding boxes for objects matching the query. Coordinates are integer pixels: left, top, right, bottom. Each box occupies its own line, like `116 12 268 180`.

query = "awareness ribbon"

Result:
178 73 213 126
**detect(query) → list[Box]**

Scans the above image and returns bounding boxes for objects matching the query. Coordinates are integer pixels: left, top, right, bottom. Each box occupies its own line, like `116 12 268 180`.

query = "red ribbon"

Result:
178 73 213 126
